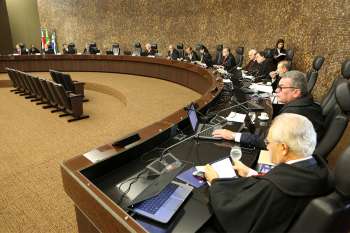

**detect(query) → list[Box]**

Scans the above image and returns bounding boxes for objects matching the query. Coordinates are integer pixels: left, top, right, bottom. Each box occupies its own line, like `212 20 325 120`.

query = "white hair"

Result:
270 113 317 157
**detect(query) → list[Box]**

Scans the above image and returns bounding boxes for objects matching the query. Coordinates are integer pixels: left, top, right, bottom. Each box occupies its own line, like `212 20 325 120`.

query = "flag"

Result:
40 28 46 50
45 29 50 47
51 31 57 54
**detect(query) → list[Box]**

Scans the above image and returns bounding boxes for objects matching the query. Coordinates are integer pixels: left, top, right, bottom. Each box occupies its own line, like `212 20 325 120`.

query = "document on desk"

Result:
249 83 273 93
196 157 237 179
226 112 246 123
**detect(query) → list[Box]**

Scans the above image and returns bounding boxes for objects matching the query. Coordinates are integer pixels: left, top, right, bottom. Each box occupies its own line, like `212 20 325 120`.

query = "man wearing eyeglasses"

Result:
212 70 325 148
203 114 331 232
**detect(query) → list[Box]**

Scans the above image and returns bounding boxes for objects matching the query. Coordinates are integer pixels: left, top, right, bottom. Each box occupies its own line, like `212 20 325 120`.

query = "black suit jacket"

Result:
141 49 156 56
201 52 213 67
240 95 325 149
185 51 199 61
257 59 274 80
222 53 237 71
168 49 180 60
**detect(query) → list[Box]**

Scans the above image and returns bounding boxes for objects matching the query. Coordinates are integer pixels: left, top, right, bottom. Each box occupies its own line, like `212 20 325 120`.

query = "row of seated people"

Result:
200 59 350 232
12 39 293 71
214 59 350 159
5 68 89 122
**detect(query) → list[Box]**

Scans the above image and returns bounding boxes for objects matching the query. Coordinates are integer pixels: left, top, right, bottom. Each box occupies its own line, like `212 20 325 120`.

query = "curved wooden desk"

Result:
0 55 223 233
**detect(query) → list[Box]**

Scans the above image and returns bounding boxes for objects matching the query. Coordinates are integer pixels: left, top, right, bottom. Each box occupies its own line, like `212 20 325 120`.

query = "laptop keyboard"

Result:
199 125 215 137
134 183 178 214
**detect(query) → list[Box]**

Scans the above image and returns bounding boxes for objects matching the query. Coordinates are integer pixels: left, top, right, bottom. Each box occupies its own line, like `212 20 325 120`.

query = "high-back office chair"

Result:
67 43 77 54
314 81 350 159
214 44 223 65
322 59 350 116
132 42 142 56
151 43 158 54
177 43 185 59
289 146 350 233
306 56 325 93
235 47 244 67
285 49 294 61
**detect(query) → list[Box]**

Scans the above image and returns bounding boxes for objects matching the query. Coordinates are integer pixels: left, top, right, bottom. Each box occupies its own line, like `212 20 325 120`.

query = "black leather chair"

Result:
315 81 350 159
290 146 350 233
322 59 350 116
177 43 184 59
235 47 244 67
132 42 142 56
306 56 325 93
214 44 223 65
285 49 294 61
151 43 158 54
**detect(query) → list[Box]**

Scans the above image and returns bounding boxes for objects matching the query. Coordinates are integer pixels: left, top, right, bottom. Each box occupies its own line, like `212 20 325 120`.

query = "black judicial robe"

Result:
209 158 331 233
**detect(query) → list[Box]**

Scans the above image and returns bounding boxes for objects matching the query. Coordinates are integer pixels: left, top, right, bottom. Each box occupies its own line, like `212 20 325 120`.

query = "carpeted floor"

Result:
0 72 200 232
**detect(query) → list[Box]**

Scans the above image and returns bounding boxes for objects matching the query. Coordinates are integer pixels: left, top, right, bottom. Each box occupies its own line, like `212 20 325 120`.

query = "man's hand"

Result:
212 129 235 140
232 160 251 177
204 164 219 183
269 71 278 79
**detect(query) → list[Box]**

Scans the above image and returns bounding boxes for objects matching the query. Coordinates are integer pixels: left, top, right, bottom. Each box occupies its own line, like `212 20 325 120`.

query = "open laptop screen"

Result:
188 103 198 131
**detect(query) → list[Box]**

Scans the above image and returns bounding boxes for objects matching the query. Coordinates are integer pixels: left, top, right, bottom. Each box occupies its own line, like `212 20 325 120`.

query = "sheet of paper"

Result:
196 158 236 178
226 112 246 123
212 158 237 178
250 83 273 93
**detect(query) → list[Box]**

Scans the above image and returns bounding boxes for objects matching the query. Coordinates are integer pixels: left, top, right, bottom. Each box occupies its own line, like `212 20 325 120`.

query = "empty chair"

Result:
306 56 325 93
151 43 158 54
6 68 20 92
289 146 350 233
321 59 350 116
132 42 142 56
49 69 61 84
177 43 185 59
235 47 244 67
315 81 350 159
32 76 48 105
54 83 89 122
214 44 223 65
39 79 57 109
47 80 66 113
285 49 294 61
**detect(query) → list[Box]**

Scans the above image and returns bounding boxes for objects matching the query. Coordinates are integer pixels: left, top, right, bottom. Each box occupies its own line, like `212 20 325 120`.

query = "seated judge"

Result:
167 44 180 60
221 47 237 72
141 43 156 56
44 43 55 54
270 60 291 92
14 43 28 55
213 70 325 148
243 49 259 73
205 113 332 233
256 50 275 79
62 43 69 54
272 38 287 65
184 47 199 61
28 44 40 54
199 45 213 67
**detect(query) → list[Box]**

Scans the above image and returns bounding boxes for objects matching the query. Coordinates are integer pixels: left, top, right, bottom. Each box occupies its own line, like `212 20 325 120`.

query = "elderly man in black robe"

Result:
204 113 332 232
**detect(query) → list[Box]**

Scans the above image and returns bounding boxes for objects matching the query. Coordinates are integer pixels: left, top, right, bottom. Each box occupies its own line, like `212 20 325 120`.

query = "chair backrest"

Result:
285 49 294 61
306 56 325 93
32 76 46 100
321 59 350 116
289 146 350 233
214 44 223 65
49 70 60 83
27 74 41 98
315 81 350 159
47 81 64 108
177 43 184 59
61 73 75 92
54 83 71 110
39 79 55 106
235 47 244 67
132 42 142 56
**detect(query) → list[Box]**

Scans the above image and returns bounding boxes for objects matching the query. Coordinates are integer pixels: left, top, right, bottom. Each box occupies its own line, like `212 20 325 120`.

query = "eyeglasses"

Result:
264 139 280 146
276 85 298 91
